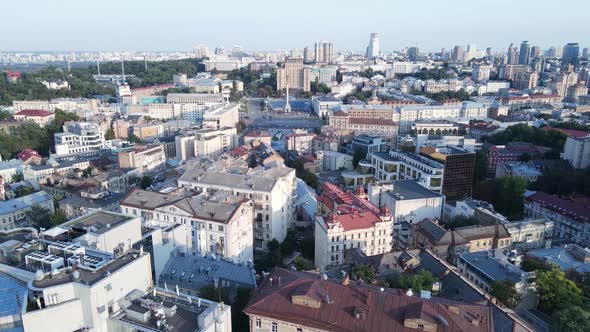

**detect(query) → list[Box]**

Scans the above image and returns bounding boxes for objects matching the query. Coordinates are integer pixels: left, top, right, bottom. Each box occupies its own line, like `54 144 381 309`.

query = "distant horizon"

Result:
1 0 589 53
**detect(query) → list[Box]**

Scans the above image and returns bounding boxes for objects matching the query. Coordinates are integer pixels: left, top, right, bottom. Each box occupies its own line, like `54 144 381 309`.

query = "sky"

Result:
1 0 589 53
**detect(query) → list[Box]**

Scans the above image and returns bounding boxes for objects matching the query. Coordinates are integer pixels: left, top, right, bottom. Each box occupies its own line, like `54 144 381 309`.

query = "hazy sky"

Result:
1 0 589 53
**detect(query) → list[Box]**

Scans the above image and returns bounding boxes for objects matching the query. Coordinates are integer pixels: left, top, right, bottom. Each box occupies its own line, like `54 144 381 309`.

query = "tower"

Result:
366 33 380 59
519 41 530 65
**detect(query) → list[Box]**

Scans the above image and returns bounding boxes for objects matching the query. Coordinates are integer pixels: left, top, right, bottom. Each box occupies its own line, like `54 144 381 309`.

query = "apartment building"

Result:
562 136 590 169
120 189 253 264
166 93 224 105
370 149 444 193
276 57 311 92
314 182 393 269
194 127 238 157
178 166 296 251
118 144 166 173
0 191 54 230
54 122 110 156
202 103 240 129
14 109 55 127
525 191 590 247
13 98 98 113
506 218 554 252
285 131 315 154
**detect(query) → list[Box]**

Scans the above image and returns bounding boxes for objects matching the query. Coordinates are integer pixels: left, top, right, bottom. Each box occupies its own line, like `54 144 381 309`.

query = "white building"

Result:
194 127 238 158
118 144 166 174
311 95 342 117
399 102 489 134
0 159 23 183
54 122 110 156
506 218 554 252
202 104 240 129
315 150 353 171
178 166 296 251
562 136 590 169
120 189 253 264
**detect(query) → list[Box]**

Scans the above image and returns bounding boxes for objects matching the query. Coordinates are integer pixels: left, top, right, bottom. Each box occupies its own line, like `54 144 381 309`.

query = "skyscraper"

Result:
507 43 518 64
407 47 419 61
519 41 530 65
313 41 334 63
530 46 541 58
303 46 312 63
451 45 464 62
562 43 580 67
366 33 380 59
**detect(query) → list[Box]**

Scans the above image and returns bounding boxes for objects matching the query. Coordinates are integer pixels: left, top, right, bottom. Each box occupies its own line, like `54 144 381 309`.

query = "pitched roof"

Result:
525 191 590 223
15 109 54 117
244 268 493 332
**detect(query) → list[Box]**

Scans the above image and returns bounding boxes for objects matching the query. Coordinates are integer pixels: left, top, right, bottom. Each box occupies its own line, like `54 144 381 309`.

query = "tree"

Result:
127 134 142 144
199 285 230 304
551 306 590 332
388 270 437 293
352 147 365 168
473 150 488 184
474 176 527 220
232 287 252 332
51 208 68 226
353 264 375 283
104 127 116 140
490 280 521 308
293 257 314 271
535 268 584 314
82 166 93 178
139 175 153 189
27 204 53 230
520 258 552 272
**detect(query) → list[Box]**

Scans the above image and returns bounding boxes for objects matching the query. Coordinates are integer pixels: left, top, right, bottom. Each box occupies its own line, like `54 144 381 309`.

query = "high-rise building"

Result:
507 43 519 64
366 33 380 59
471 65 491 82
407 47 419 61
519 41 530 65
303 46 312 63
530 46 541 58
313 41 334 63
562 42 580 67
276 57 311 92
452 45 464 61
420 146 476 202
465 44 477 61
582 47 589 60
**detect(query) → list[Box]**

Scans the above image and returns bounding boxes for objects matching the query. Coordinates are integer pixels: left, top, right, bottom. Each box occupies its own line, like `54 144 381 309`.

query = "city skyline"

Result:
1 0 589 52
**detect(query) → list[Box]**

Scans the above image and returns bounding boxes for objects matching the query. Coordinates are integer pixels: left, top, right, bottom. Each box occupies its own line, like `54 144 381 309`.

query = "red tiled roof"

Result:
17 149 42 162
318 182 381 231
332 110 349 117
542 127 590 138
15 109 54 117
526 191 590 223
245 268 493 332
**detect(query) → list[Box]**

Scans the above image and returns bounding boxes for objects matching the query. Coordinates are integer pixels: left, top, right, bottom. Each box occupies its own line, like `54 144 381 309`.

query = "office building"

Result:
420 146 475 202
451 45 464 61
314 182 393 269
518 41 530 65
366 33 380 59
276 57 311 92
562 42 580 67
350 134 388 158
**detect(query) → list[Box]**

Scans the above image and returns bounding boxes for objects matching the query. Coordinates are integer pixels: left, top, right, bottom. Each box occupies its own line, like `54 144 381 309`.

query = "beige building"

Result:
14 109 55 127
277 57 311 92
118 144 166 173
285 131 315 154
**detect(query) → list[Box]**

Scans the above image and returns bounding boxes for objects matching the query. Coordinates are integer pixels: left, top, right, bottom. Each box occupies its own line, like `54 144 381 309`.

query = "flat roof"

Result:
387 180 443 200
63 210 132 234
459 251 526 284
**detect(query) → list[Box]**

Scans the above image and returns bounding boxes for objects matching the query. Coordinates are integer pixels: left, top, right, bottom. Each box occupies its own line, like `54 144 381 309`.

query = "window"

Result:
218 225 224 232
272 322 278 332
297 328 302 332
255 319 261 328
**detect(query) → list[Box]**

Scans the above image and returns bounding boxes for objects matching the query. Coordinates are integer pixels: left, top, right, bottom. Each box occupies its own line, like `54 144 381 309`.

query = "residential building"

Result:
202 103 240 129
525 191 590 247
59 189 124 218
315 150 353 171
0 191 54 230
414 219 512 261
285 131 315 154
366 32 380 59
166 93 224 105
175 134 196 161
562 42 580 67
370 150 444 193
562 136 590 169
178 166 296 251
486 143 549 174
17 149 43 165
14 109 55 127
314 182 393 269
506 218 554 252
131 123 164 139
399 102 488 134
118 144 166 173
500 94 561 110
243 130 272 147
54 122 110 157
120 188 254 264
194 127 238 158
0 159 23 183
244 268 494 332
276 57 311 92
513 71 539 90
457 250 534 294
471 65 491 82
527 244 590 273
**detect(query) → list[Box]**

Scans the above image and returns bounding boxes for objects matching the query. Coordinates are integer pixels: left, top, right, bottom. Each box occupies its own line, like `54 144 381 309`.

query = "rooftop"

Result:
159 254 256 290
386 180 444 201
62 210 133 235
459 250 529 284
0 191 52 215
245 268 492 332
15 109 54 117
525 191 590 223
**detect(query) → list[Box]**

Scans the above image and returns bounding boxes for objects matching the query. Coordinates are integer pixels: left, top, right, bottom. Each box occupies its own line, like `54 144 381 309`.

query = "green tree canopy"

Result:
388 270 437 293
27 204 53 230
490 280 522 308
551 306 590 332
353 263 375 283
535 268 584 314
